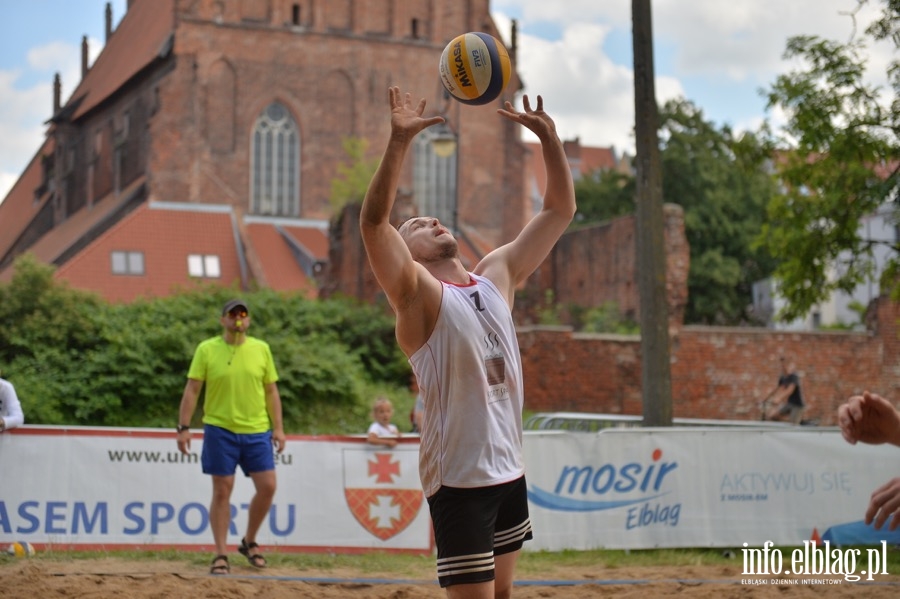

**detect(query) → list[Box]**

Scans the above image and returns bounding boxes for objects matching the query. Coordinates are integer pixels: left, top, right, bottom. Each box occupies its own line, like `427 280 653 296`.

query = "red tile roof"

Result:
245 221 327 295
41 201 327 302
525 140 621 196
25 176 145 265
66 0 175 121
54 201 243 302
0 138 55 261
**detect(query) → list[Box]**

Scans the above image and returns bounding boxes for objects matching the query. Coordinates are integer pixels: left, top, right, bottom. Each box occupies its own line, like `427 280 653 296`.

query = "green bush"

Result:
0 254 413 434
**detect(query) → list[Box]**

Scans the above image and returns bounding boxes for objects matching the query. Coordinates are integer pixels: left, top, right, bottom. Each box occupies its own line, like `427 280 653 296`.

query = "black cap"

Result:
222 299 248 315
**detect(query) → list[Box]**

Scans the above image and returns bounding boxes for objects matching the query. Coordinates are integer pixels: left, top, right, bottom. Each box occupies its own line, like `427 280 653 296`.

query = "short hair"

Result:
373 396 392 409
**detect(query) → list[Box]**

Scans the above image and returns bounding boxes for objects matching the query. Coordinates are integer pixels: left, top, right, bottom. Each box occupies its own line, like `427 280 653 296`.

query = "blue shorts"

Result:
427 476 533 588
201 424 275 476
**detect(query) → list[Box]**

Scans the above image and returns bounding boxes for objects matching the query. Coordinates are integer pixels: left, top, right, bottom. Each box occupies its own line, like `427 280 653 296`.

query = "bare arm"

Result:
367 431 399 448
176 378 203 454
265 382 286 453
0 381 24 431
475 95 576 302
360 87 444 355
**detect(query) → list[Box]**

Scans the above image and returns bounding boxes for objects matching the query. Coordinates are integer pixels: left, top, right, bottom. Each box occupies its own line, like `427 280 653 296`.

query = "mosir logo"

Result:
343 449 424 541
527 449 681 528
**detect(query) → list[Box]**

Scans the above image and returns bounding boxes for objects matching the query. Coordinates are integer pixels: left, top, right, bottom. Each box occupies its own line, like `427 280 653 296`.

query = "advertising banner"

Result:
4 425 899 552
523 428 900 550
0 427 432 553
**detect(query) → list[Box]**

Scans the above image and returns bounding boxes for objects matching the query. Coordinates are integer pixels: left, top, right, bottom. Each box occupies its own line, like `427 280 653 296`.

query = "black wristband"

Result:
176 425 190 433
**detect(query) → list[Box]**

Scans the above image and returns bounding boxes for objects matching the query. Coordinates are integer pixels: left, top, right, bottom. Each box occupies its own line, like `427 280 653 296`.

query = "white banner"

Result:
523 428 900 550
0 427 432 553
3 426 899 552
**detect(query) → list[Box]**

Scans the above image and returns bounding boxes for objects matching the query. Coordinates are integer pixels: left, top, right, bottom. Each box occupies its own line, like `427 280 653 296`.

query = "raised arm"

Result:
475 95 576 301
360 87 444 354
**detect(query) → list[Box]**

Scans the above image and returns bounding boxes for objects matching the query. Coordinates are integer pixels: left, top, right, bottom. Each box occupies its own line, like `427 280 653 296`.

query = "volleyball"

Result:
439 32 511 106
6 541 36 557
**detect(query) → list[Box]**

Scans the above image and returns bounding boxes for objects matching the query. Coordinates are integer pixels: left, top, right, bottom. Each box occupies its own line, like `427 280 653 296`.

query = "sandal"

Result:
238 537 267 568
210 554 230 575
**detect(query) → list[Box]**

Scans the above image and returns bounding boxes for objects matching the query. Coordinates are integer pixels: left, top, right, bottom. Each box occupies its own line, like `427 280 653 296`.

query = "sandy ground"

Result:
4 556 900 598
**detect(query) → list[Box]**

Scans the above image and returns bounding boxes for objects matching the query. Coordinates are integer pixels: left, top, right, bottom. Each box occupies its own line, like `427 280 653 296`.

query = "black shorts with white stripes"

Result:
426 475 533 588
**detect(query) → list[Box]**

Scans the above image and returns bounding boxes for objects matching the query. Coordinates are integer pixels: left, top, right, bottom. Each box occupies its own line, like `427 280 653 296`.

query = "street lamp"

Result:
431 122 457 158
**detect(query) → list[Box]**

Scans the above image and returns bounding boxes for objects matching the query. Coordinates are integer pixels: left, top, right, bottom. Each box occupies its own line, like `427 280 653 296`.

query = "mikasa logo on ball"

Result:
452 41 472 88
440 32 511 106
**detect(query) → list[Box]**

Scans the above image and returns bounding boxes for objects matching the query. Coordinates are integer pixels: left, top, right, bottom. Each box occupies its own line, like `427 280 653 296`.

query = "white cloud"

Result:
494 13 684 154
0 69 50 201
0 37 103 201
492 0 895 156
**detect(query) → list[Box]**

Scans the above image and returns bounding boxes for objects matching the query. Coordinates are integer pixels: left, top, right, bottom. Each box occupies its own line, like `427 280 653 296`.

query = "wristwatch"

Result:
176 424 190 433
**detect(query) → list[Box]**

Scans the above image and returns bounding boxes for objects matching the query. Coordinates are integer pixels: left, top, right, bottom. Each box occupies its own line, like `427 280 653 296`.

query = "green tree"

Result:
0 255 410 431
573 170 635 224
572 100 779 324
659 99 779 324
757 0 899 321
330 136 380 211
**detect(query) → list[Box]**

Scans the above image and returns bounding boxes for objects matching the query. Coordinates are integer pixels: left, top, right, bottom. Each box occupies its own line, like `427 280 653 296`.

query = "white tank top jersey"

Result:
409 272 525 497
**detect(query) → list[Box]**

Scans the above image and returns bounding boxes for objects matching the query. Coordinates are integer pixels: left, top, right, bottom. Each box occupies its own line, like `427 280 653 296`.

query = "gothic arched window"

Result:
250 102 299 216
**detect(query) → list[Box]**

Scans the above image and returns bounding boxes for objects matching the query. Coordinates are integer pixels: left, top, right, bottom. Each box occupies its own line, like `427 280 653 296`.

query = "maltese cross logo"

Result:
343 448 424 541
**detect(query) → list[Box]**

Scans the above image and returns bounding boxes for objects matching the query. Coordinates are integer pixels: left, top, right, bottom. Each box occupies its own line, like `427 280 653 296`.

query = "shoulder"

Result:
195 336 222 350
245 337 274 353
244 336 268 346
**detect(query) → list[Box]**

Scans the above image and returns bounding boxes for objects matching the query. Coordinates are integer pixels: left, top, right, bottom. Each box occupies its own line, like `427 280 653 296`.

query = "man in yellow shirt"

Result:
176 299 285 575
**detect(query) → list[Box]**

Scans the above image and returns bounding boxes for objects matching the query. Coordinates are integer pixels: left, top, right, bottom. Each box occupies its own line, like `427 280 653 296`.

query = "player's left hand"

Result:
498 95 557 140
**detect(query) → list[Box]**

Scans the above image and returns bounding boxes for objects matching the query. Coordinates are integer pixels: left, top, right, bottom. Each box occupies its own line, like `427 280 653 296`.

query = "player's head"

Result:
397 216 458 262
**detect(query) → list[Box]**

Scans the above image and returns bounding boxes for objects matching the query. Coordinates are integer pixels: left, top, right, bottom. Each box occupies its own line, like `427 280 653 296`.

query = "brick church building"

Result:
0 0 548 302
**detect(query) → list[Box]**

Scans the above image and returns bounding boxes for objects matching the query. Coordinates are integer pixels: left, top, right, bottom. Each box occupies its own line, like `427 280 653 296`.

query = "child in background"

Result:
367 396 401 447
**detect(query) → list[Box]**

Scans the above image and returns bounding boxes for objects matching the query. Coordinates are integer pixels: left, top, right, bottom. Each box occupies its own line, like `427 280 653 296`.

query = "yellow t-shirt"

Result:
187 336 279 434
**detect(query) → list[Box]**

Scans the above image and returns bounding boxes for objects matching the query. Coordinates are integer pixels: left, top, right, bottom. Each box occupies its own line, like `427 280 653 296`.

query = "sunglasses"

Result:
227 309 248 318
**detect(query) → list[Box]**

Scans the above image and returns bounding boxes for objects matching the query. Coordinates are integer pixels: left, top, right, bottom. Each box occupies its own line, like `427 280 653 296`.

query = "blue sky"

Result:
0 0 893 201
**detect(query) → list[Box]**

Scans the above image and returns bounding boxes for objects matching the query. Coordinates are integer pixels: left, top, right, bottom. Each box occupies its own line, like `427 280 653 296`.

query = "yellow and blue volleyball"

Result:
439 32 511 106
6 541 36 557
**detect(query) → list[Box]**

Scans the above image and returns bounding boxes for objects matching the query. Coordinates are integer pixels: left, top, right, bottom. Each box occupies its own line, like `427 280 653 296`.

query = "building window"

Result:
250 102 300 217
93 129 103 159
187 254 221 278
412 128 458 232
111 251 144 275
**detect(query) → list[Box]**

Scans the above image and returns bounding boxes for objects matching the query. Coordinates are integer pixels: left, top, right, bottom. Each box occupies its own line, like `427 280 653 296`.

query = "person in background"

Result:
410 393 425 434
176 299 286 575
0 370 24 432
838 391 900 531
765 356 805 424
360 87 575 596
368 396 401 447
